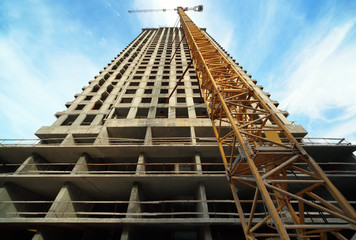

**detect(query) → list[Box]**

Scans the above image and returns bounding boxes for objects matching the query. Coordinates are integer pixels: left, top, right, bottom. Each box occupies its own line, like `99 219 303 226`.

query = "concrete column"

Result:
144 126 152 145
46 183 90 218
121 183 142 240
174 163 180 173
71 153 91 174
61 134 75 145
52 115 67 126
71 114 85 126
190 126 197 145
127 107 137 119
95 127 110 145
91 114 104 125
0 183 43 217
136 153 145 174
196 183 213 240
14 153 46 175
194 153 203 174
32 232 45 240
0 184 18 217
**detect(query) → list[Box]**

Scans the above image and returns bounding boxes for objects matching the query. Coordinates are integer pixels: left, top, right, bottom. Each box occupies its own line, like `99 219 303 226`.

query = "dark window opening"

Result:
112 108 130 119
91 101 102 110
177 89 185 94
147 82 154 86
193 97 204 103
75 104 85 110
160 89 168 94
136 108 149 118
121 98 132 103
61 115 79 126
195 107 209 118
158 97 168 104
81 115 96 126
141 98 151 103
156 108 168 118
84 96 92 100
176 108 189 118
107 85 114 93
193 89 200 94
177 97 186 103
100 92 108 102
144 89 152 94
92 85 100 92
98 79 105 86
130 82 140 86
73 134 97 144
126 89 136 94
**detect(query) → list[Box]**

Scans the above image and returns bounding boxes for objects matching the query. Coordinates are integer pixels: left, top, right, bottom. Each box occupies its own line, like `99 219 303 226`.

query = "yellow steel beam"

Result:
177 7 356 240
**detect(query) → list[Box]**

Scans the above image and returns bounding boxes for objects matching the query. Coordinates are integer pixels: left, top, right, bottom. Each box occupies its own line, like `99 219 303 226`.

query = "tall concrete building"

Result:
0 27 355 239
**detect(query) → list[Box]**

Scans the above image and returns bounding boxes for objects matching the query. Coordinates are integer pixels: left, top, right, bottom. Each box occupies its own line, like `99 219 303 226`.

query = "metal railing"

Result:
0 137 218 146
1 199 238 219
302 137 352 146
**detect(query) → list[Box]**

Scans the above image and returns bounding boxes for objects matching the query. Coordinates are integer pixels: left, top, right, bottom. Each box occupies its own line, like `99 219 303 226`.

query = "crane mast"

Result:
176 7 356 240
129 5 356 239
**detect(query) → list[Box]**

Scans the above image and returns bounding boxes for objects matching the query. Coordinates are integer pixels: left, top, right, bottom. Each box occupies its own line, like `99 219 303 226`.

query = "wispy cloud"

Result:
275 18 356 140
0 1 100 138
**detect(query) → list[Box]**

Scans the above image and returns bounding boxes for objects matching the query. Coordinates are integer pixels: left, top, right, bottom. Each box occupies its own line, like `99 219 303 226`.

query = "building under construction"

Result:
0 7 355 240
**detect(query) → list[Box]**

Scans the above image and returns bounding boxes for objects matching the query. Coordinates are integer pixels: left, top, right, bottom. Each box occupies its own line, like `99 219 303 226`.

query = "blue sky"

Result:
1 0 356 143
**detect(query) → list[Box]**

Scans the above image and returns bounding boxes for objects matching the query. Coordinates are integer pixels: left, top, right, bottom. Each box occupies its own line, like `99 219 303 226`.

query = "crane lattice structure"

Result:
130 6 356 239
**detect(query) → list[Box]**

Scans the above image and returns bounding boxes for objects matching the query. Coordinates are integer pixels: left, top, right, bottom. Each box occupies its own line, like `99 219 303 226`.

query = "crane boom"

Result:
128 5 203 14
177 7 356 240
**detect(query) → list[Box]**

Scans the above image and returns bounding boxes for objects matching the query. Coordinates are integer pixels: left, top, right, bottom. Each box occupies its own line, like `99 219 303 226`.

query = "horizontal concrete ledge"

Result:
0 145 221 163
0 174 231 200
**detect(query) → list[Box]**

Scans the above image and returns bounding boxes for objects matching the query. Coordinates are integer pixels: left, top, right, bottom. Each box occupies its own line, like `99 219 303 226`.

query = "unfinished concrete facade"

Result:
0 27 355 239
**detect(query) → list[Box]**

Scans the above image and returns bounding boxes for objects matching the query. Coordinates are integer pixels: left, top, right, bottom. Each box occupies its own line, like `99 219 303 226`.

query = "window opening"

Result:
61 115 79 126
156 108 168 118
81 115 96 126
135 108 149 118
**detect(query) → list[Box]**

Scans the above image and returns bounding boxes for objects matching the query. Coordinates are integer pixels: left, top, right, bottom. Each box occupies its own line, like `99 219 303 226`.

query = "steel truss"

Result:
178 7 356 240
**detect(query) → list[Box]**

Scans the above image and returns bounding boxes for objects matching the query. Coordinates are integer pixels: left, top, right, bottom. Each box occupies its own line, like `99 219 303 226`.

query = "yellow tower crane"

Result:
129 6 356 239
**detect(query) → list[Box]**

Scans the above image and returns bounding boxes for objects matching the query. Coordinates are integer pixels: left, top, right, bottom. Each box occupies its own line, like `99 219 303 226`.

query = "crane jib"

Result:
177 7 356 240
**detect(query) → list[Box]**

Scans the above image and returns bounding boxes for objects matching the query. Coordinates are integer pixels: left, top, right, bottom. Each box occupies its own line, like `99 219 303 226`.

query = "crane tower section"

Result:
177 7 356 240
